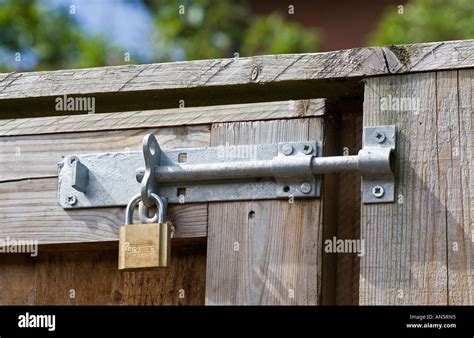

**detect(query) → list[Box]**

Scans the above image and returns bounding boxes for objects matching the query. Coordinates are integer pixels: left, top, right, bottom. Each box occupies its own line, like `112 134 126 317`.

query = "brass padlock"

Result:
118 193 171 270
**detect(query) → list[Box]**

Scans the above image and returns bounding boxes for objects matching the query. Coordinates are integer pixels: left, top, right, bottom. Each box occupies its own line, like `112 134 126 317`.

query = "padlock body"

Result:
118 223 161 270
159 222 172 267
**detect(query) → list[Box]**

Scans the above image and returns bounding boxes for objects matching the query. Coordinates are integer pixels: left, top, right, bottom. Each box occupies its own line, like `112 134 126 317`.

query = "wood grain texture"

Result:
335 104 362 305
121 245 206 305
205 118 323 305
3 40 473 117
0 125 209 182
0 125 209 245
0 99 325 136
0 255 36 304
360 70 474 305
0 245 206 305
1 40 471 101
446 69 474 304
0 178 207 245
319 110 338 305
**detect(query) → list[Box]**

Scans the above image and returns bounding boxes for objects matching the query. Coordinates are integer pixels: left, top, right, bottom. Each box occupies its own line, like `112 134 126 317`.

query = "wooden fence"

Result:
0 39 473 305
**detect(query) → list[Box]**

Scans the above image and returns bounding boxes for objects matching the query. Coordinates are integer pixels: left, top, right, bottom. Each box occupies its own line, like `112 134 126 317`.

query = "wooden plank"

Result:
0 255 36 304
361 71 474 305
34 250 121 305
121 245 206 305
319 109 338 305
361 73 446 305
0 125 209 182
2 40 473 117
447 69 474 304
31 245 206 305
381 40 474 74
335 104 362 305
1 40 471 101
0 178 207 245
0 99 325 136
205 118 322 305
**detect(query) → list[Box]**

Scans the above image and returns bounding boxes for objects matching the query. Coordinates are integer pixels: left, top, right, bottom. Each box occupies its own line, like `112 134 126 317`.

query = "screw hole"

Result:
177 187 186 197
178 153 188 163
248 211 255 219
283 186 290 193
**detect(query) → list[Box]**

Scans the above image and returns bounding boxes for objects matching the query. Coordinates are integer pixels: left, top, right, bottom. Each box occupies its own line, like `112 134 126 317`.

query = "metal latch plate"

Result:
58 141 322 209
361 125 396 204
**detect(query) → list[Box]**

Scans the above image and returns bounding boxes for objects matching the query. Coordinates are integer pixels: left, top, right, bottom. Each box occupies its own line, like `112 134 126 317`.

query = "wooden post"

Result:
360 70 474 305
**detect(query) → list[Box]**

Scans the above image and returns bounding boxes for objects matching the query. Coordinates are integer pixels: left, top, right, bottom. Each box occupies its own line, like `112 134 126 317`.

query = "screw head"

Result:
300 182 312 194
66 194 77 205
282 144 294 156
374 131 386 143
372 185 385 198
301 144 313 155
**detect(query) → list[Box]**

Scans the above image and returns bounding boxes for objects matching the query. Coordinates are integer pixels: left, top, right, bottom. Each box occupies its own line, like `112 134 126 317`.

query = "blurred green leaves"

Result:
242 13 319 56
0 0 118 71
370 0 474 45
150 0 319 61
1 0 319 71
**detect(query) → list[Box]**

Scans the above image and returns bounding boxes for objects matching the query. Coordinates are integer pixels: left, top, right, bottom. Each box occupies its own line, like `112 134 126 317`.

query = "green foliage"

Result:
0 0 320 71
0 0 117 71
151 0 249 61
242 13 319 55
370 0 474 45
150 0 320 60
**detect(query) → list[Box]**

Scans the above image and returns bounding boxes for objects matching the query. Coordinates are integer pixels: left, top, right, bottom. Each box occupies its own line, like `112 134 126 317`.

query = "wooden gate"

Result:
0 39 473 305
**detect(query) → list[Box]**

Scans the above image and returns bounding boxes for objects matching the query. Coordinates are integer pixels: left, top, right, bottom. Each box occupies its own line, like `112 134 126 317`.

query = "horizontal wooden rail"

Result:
0 40 473 117
0 99 325 246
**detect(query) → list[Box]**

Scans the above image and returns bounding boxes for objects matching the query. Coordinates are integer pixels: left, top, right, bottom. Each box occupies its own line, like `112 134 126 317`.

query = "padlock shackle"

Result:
125 193 166 225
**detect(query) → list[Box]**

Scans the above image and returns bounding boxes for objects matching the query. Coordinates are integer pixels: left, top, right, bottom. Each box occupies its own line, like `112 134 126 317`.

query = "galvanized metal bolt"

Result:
374 131 386 143
300 182 312 194
66 194 77 205
372 185 385 198
282 144 294 156
302 144 313 155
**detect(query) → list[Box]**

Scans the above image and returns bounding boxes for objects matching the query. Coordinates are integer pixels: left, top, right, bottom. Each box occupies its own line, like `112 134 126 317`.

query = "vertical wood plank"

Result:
450 69 474 304
0 255 36 304
35 250 121 305
205 118 323 305
361 71 474 305
32 246 206 305
335 107 362 305
361 73 445 304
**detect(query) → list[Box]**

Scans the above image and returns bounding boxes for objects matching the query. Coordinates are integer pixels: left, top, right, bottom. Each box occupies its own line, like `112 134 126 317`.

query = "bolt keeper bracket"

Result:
57 125 396 208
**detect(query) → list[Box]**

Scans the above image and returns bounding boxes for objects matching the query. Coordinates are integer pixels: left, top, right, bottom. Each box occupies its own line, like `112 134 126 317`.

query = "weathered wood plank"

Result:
335 105 362 305
0 255 36 304
2 40 472 117
1 40 471 101
0 178 207 245
382 40 474 74
0 125 209 182
205 118 322 305
0 99 325 136
447 69 474 304
361 73 446 305
360 70 474 305
32 245 206 305
121 245 206 305
319 111 338 305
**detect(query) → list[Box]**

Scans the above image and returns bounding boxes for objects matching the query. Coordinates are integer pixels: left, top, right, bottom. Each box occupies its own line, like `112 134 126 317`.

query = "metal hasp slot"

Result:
57 125 396 209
